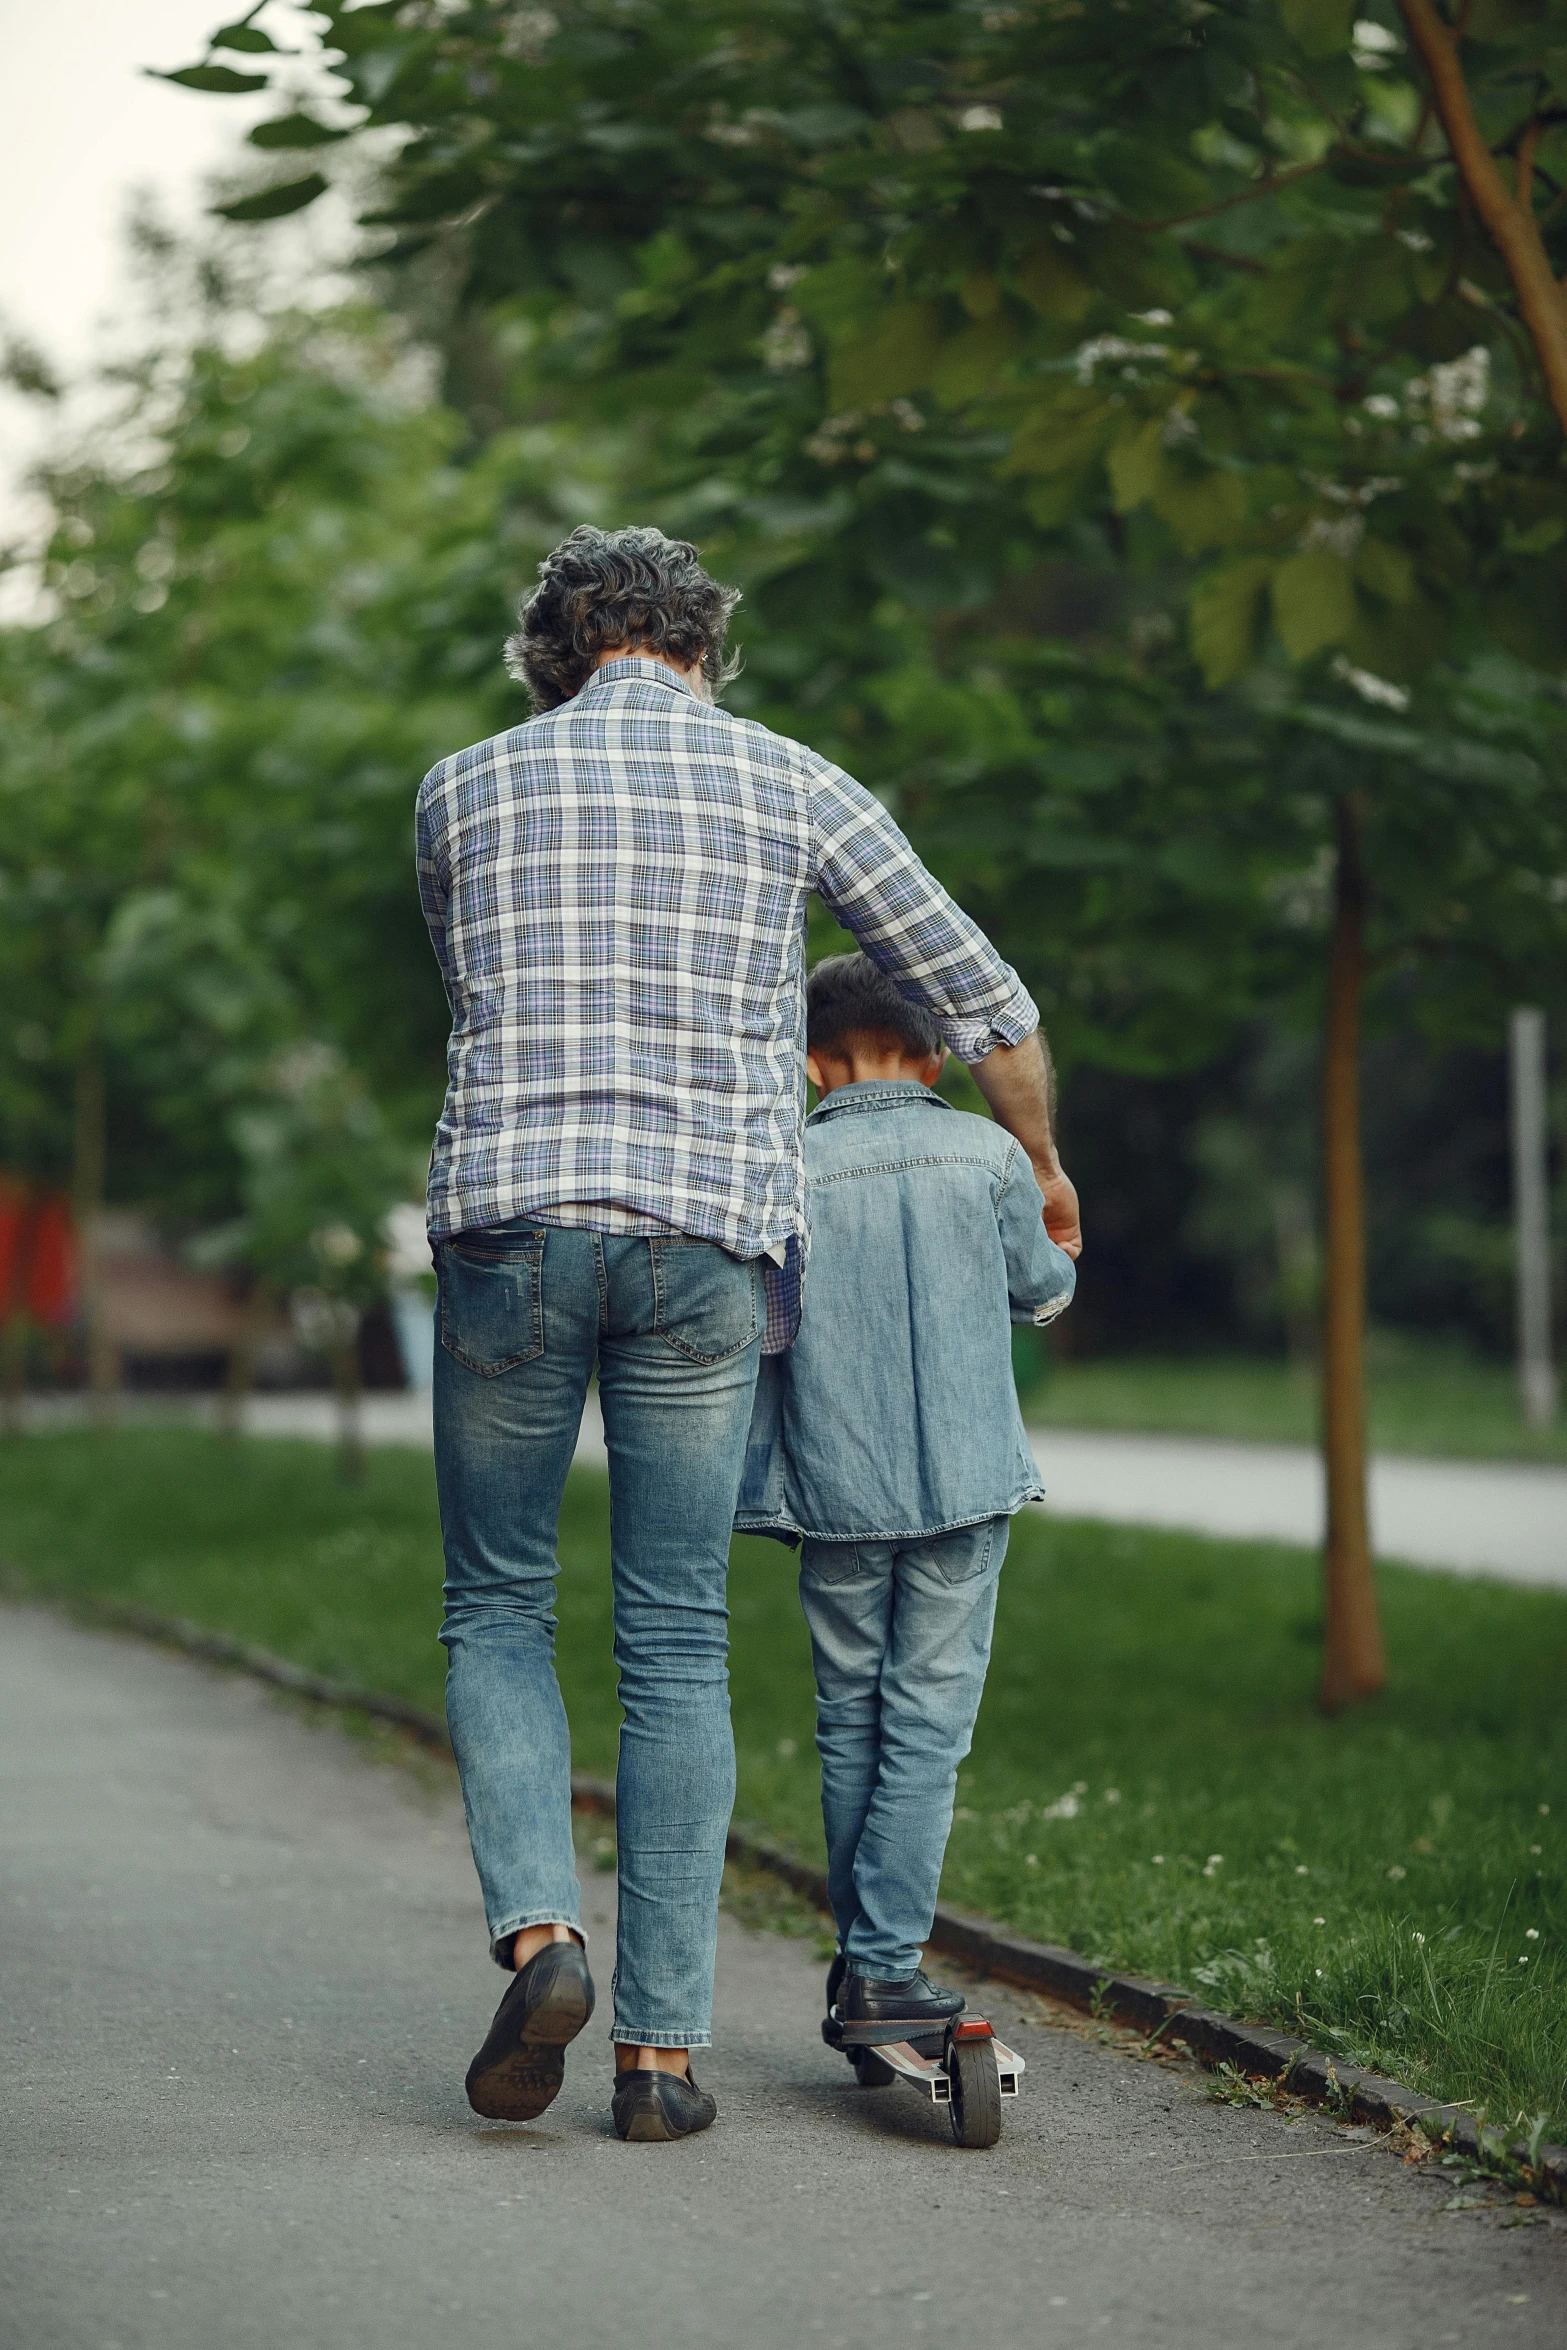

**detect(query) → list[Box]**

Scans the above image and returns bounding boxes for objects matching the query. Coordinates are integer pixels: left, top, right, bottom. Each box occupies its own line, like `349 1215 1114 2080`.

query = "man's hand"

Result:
1035 1164 1082 1260
970 1031 1083 1260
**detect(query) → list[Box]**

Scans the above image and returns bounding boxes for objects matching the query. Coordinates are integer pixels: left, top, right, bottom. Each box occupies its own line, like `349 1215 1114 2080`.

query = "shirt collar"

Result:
577 655 698 700
807 1080 953 1125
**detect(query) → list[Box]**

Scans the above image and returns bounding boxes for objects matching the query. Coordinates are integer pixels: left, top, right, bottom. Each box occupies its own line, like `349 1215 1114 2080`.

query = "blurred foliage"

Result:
191 0 1567 678
0 287 624 1247
175 0 1567 1071
3 0 1566 1352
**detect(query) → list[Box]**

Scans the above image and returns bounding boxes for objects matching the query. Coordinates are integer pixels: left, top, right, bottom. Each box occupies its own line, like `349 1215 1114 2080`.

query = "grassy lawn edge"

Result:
1 1428 1562 2143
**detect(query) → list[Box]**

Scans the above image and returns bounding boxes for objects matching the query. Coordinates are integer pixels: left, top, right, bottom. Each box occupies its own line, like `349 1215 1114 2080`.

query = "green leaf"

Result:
1012 243 1093 322
1272 548 1357 661
1277 0 1354 56
1153 468 1249 556
249 114 345 151
1094 136 1210 219
152 64 270 93
1006 398 1114 478
1023 472 1095 527
212 23 283 51
1356 537 1415 605
793 259 880 336
212 174 329 223
1190 558 1273 686
1109 419 1248 551
827 303 942 409
930 316 1019 408
1108 417 1166 513
1501 517 1566 557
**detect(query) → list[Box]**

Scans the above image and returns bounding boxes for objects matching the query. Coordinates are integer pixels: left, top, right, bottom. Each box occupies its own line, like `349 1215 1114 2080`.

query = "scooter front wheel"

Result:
948 2035 1002 2147
847 2045 896 2088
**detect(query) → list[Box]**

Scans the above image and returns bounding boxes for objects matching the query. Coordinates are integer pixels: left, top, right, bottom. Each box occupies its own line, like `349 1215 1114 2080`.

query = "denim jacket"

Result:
734 1081 1076 1543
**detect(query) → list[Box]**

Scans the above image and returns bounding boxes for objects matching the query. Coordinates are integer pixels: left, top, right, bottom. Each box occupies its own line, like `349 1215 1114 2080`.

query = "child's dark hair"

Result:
806 952 943 1063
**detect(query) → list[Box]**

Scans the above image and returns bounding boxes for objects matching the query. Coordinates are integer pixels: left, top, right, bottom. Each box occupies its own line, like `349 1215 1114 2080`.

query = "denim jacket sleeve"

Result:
996 1143 1077 1328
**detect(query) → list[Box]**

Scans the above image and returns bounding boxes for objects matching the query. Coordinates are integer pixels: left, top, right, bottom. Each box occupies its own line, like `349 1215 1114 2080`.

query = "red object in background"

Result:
27 1194 75 1324
0 1176 77 1326
0 1178 24 1315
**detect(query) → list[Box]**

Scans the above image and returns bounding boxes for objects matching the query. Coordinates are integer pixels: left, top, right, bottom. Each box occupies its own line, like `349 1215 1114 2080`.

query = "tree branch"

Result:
1398 0 1567 435
1130 157 1328 233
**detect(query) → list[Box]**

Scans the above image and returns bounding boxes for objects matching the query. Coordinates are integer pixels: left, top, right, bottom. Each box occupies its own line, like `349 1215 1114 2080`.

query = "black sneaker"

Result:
837 1969 965 2047
465 1939 594 2121
611 2065 717 2143
825 1950 847 2018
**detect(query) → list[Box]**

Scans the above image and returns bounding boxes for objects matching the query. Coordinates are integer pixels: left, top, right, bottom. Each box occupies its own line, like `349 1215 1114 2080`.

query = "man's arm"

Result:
972 1032 1082 1259
807 756 1082 1257
809 759 1037 1060
414 769 456 1004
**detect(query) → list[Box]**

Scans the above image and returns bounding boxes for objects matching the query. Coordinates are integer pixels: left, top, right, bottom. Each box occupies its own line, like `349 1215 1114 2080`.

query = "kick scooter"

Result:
822 1973 1025 2149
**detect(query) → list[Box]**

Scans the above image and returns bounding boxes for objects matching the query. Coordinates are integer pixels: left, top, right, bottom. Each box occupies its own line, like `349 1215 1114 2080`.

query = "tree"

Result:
158 0 1567 1697
0 268 625 1413
226 1042 418 1479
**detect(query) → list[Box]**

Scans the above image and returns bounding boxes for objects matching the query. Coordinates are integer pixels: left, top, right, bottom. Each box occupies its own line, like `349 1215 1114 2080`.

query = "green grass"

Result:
1019 1336 1567 1464
3 1428 1563 2140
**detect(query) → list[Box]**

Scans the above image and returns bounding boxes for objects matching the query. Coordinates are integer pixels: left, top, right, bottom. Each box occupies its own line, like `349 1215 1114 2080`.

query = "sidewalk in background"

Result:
15 1392 1567 1589
1025 1428 1567 1591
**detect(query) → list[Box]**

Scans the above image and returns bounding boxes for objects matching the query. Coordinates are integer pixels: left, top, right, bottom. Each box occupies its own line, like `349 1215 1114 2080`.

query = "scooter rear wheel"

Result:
948 2035 1002 2148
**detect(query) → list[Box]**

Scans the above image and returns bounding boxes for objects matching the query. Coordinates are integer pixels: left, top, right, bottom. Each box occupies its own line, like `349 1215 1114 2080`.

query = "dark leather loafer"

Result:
837 1968 965 2047
466 1939 594 2120
611 2065 717 2142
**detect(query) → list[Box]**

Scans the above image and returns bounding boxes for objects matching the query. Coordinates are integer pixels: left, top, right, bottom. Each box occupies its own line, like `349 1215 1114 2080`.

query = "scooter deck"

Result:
874 2031 1025 2105
822 2010 1025 2105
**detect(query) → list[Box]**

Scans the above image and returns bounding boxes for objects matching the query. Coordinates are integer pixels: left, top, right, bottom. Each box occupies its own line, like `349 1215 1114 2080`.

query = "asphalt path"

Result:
27 1389 1567 1588
4 1605 1564 2350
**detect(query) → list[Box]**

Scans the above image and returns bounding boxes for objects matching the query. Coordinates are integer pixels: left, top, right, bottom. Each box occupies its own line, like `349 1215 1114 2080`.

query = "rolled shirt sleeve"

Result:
805 757 1038 1064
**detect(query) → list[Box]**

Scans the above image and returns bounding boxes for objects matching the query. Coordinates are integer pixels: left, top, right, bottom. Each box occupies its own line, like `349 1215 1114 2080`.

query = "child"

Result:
736 952 1075 2044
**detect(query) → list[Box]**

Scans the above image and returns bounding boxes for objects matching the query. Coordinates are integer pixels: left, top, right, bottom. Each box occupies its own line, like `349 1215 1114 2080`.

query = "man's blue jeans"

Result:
434 1224 763 2049
798 1516 1008 1982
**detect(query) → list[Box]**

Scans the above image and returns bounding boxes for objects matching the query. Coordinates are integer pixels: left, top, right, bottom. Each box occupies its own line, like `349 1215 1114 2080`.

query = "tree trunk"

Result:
0 1182 30 1440
218 1282 266 1441
330 1319 365 1486
0 1304 26 1440
72 1046 117 1427
1319 795 1385 1711
1509 1007 1558 1428
1399 0 1567 438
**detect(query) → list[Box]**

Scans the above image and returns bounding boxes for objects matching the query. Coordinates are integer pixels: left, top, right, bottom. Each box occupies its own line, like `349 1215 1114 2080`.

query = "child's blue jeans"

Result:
797 1515 1009 1981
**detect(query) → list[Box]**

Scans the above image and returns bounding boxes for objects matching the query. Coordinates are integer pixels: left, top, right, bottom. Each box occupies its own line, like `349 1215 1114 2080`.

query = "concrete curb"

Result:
918 1905 1567 2206
86 1599 1567 2207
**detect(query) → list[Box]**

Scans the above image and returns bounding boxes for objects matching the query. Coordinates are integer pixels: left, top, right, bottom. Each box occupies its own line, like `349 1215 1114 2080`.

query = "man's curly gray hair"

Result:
504 524 742 711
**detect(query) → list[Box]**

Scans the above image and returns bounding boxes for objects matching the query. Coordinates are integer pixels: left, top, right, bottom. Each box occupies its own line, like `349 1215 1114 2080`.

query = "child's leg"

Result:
797 1539 896 1962
840 1517 1008 1981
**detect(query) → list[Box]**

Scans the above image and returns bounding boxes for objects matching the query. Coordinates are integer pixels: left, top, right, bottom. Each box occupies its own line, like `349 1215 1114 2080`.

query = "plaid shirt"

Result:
415 658 1038 1348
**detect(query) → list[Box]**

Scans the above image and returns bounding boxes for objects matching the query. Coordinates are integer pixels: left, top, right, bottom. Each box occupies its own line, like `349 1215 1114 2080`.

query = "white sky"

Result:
0 0 334 558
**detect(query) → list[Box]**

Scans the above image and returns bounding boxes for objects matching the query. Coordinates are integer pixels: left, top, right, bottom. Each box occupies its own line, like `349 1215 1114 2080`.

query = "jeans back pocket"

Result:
438 1231 546 1376
650 1239 761 1365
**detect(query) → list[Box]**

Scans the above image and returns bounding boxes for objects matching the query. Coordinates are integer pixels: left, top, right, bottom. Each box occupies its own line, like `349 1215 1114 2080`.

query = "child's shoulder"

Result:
804 1093 1018 1177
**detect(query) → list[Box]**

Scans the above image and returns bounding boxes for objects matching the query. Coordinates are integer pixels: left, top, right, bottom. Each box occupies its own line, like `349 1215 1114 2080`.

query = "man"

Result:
416 524 1080 2143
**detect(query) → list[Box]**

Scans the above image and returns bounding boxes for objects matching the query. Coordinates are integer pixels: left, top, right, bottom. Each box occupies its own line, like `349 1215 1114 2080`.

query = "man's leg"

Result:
840 1517 1009 1981
796 1540 896 1963
434 1225 597 1964
595 1238 763 2083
